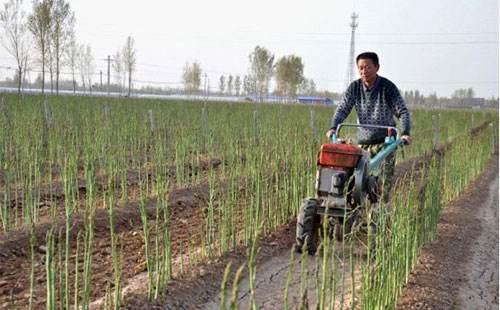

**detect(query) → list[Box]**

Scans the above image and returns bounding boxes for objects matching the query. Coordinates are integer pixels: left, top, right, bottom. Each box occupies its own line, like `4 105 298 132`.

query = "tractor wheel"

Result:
330 213 359 242
295 198 321 255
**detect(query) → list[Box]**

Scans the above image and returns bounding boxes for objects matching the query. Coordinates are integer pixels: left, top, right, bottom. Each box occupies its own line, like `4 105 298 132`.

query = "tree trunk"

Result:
81 75 85 94
56 58 60 95
49 66 54 94
55 38 60 95
17 67 22 94
128 69 132 97
41 56 45 94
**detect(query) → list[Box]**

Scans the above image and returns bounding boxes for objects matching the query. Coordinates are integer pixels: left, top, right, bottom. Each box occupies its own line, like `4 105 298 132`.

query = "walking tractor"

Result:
296 123 407 255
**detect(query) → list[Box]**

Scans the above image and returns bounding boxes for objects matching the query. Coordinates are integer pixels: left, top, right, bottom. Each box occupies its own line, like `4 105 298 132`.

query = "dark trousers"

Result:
360 143 396 203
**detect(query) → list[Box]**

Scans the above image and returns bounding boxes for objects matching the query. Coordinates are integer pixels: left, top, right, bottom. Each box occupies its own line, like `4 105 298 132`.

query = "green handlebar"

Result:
367 137 404 172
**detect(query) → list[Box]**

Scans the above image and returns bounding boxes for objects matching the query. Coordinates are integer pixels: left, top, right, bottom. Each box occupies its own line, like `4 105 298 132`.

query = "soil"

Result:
123 222 298 309
0 123 496 309
396 155 499 310
118 148 442 309
122 153 499 309
0 161 218 309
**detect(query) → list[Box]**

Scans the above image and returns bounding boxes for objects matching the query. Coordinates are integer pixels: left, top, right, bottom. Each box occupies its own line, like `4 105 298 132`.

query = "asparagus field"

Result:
0 94 497 309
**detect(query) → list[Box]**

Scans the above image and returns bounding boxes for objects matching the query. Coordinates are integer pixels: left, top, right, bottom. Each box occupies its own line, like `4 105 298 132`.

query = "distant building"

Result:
244 95 282 103
243 95 334 105
448 97 486 109
466 97 485 108
297 96 334 105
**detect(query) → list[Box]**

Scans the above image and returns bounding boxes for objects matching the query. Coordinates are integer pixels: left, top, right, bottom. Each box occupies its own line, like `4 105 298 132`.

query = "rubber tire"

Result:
295 198 321 255
330 213 359 242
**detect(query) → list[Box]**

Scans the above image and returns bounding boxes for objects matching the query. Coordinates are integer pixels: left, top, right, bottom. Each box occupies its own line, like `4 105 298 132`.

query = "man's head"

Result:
356 52 379 86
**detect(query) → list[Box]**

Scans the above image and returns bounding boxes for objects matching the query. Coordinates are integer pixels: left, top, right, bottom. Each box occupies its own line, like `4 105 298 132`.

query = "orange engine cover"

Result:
318 143 363 168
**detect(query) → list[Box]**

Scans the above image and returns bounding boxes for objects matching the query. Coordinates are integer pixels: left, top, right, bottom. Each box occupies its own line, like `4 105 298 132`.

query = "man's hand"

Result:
325 129 336 139
401 135 412 145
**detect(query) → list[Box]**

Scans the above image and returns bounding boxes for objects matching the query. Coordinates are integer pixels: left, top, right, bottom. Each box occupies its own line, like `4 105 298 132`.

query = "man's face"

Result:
357 58 379 85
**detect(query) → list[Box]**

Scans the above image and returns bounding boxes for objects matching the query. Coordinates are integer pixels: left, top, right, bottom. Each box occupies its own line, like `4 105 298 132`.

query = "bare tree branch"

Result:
0 0 31 94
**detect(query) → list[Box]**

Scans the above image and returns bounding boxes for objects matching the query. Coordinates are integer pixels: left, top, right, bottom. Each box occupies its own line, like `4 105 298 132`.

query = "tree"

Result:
249 46 274 101
50 0 74 95
466 87 475 99
112 50 123 93
425 92 438 107
28 0 52 94
181 62 190 93
181 61 202 94
414 90 421 105
0 0 31 94
299 78 316 95
452 89 463 99
234 75 241 96
243 75 248 95
242 74 256 96
47 32 54 92
76 43 85 91
227 74 233 95
122 36 136 97
451 88 475 99
218 75 225 94
77 43 94 93
275 55 304 100
65 34 77 92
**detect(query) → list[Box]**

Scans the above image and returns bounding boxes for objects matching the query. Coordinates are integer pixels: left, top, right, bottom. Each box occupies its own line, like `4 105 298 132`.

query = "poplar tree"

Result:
28 0 52 94
0 0 31 94
122 36 136 97
248 46 274 101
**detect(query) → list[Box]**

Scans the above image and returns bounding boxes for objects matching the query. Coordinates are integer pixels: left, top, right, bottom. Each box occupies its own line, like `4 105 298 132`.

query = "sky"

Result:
0 0 498 98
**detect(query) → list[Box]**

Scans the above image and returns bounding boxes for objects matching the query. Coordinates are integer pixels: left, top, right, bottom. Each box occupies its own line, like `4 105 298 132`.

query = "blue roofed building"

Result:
243 95 334 105
297 96 334 105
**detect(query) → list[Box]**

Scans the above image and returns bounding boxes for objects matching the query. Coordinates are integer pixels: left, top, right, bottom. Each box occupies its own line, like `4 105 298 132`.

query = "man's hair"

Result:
356 52 379 67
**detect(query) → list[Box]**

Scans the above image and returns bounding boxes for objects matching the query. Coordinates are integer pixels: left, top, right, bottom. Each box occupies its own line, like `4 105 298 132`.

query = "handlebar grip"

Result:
397 138 408 146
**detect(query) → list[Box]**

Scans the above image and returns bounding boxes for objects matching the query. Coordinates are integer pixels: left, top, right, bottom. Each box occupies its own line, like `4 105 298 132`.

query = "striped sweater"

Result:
331 76 411 144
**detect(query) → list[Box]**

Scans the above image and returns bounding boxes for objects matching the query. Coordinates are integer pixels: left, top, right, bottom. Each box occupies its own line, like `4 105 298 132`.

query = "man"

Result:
326 52 412 202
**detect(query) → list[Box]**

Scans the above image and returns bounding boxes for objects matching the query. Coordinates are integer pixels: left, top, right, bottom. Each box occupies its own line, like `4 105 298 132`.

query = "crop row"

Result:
0 93 496 308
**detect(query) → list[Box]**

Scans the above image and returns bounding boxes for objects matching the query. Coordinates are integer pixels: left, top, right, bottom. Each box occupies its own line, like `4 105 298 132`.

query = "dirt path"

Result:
459 171 499 308
202 250 304 309
202 157 499 310
397 155 499 309
204 247 361 310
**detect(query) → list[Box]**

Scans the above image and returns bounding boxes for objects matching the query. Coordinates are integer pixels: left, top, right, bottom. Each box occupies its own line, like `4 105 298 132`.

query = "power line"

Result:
358 40 498 45
0 65 101 76
398 80 499 85
298 31 498 36
74 27 497 38
0 64 183 86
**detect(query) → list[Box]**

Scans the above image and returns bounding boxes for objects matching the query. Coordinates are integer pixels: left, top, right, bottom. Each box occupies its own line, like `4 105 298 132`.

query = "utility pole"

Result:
107 55 111 96
345 12 358 89
100 70 103 90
